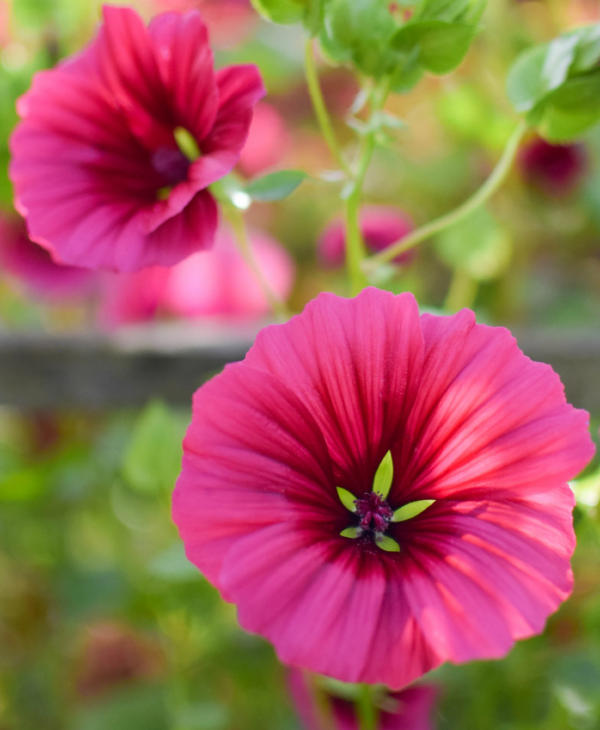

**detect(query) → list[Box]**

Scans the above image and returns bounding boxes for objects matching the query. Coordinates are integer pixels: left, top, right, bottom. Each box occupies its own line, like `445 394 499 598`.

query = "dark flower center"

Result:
355 492 393 533
151 147 191 187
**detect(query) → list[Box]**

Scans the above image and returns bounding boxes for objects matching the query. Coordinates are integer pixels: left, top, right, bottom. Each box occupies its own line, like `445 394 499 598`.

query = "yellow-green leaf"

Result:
340 526 361 538
392 499 435 522
336 487 357 512
376 534 401 552
373 450 394 498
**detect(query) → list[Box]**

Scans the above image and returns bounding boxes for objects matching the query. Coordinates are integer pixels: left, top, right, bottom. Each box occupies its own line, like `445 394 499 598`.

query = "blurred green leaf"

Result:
435 208 512 281
507 24 600 140
250 0 306 25
245 170 307 201
72 685 169 730
122 401 187 495
319 0 400 77
148 543 200 582
373 451 393 498
392 19 477 74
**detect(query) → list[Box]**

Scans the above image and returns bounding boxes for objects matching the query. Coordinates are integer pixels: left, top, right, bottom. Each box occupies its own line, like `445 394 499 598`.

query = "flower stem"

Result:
444 267 479 312
363 120 528 273
224 203 290 321
356 684 378 730
345 80 390 295
304 38 351 177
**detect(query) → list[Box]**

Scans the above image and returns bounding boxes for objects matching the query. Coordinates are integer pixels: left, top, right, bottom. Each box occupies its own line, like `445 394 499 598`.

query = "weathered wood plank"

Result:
0 325 599 411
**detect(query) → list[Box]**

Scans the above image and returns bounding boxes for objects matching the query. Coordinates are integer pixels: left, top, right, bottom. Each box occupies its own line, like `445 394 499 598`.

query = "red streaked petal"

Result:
246 288 424 496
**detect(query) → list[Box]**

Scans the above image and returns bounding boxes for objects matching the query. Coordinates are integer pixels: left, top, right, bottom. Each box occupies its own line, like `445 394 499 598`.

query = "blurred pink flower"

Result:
153 0 257 48
163 228 295 320
98 266 170 328
318 207 414 267
518 137 587 197
10 6 264 273
0 213 94 301
173 288 593 689
288 669 438 730
238 102 290 177
98 227 294 327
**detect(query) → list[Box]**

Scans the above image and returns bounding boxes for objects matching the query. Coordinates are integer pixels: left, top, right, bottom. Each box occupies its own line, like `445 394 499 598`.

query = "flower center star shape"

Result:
337 451 435 553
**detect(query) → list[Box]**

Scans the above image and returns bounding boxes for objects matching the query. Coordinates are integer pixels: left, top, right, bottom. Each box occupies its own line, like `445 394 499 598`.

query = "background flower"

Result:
173 288 594 689
287 669 439 730
97 227 294 327
9 6 265 272
318 207 414 268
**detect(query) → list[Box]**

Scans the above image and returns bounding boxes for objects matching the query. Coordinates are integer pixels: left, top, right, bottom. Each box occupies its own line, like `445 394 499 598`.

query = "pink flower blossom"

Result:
98 227 294 327
10 6 265 273
518 137 587 197
288 669 438 730
238 102 290 177
0 213 94 301
318 207 414 268
97 266 170 329
163 228 294 320
173 288 593 688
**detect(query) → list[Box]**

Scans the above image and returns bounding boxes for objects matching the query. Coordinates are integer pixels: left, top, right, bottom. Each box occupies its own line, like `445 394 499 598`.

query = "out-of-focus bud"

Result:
518 136 587 197
318 206 414 268
75 622 164 699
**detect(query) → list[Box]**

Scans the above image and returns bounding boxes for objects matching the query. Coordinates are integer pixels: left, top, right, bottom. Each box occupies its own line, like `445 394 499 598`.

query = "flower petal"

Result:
245 288 425 496
393 309 594 503
173 361 341 588
395 486 575 664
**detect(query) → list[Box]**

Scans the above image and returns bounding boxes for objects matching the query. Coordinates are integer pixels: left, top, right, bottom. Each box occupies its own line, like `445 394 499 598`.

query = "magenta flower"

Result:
518 136 586 197
0 213 94 301
173 288 593 688
9 6 265 273
288 669 438 730
318 206 414 268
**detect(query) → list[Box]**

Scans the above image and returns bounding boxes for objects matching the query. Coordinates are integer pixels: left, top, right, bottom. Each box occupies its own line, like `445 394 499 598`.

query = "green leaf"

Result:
506 44 549 113
244 170 307 202
376 534 401 552
340 526 361 538
392 499 435 522
392 20 477 74
122 401 187 495
147 543 200 582
319 0 400 77
435 208 512 281
250 0 306 24
373 451 394 499
507 23 600 141
336 486 357 512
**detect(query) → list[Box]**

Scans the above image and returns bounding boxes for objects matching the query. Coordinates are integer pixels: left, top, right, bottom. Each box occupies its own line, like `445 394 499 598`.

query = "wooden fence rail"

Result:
1 324 599 411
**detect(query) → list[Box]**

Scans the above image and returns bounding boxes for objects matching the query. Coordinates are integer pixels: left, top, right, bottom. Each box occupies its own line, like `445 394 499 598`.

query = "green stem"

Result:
224 203 290 321
345 81 390 295
356 684 378 730
363 120 528 273
444 267 479 312
304 38 351 177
